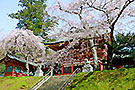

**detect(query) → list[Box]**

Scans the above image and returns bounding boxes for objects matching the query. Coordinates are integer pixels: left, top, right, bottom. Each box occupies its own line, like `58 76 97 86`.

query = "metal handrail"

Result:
58 68 81 90
28 70 52 90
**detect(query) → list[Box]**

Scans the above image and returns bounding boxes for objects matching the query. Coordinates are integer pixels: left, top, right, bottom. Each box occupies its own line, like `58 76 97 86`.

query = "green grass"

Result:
0 76 43 90
66 68 135 90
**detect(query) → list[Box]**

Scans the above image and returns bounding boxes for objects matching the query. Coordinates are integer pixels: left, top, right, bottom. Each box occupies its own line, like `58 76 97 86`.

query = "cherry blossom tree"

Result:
0 29 46 75
46 0 135 69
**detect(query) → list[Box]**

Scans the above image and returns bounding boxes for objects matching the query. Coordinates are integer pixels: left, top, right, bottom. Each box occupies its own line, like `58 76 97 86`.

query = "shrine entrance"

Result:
73 65 83 72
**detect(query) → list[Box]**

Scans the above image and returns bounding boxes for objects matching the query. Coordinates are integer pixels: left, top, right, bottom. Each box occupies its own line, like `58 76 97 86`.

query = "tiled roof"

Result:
0 53 38 66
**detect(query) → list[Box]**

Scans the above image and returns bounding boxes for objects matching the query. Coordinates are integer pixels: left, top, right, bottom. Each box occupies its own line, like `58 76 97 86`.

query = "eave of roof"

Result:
0 58 5 63
44 41 64 45
7 54 38 66
0 53 38 66
44 39 73 51
44 39 73 45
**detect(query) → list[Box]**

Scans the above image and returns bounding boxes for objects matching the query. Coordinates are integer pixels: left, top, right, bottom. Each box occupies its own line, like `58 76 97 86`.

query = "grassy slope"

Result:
0 76 42 90
66 68 135 90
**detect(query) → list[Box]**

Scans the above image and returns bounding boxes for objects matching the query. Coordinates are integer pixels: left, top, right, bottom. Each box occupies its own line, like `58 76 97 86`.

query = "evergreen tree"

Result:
114 32 135 57
8 0 56 37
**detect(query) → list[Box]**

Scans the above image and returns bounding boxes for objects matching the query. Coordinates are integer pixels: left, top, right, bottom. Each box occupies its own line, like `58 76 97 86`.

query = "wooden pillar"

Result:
4 64 7 76
61 64 63 75
100 62 102 70
12 64 15 76
117 66 120 69
120 65 122 68
105 64 108 70
20 67 23 76
71 65 74 73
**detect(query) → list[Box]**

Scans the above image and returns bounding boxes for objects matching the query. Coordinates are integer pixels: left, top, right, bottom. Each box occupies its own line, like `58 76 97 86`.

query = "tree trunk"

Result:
107 45 113 69
26 57 30 76
89 39 98 70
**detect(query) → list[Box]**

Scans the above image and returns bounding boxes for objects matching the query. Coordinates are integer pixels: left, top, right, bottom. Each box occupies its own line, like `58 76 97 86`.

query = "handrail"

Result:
28 70 52 90
58 68 81 90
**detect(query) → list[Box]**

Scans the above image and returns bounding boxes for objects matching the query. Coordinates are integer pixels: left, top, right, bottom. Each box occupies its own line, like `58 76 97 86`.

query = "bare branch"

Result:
111 0 135 28
58 2 79 15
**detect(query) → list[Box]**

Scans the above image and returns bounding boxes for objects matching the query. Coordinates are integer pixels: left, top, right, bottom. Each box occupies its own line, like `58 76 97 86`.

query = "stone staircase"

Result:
38 75 71 90
29 71 52 90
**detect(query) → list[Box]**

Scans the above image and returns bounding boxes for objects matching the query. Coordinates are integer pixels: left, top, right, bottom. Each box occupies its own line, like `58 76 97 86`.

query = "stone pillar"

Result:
34 65 43 76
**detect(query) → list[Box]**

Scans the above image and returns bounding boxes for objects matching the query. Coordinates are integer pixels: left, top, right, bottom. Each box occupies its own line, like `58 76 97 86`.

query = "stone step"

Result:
38 75 71 90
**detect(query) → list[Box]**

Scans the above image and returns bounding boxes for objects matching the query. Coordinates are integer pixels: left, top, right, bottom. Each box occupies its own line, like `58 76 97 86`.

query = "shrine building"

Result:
0 52 38 77
44 37 108 75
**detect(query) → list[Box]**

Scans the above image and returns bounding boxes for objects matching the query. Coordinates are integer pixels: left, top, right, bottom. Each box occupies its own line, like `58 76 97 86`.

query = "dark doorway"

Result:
73 65 83 72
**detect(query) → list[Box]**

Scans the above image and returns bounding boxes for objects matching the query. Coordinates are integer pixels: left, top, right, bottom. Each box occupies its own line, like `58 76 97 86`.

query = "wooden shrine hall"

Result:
44 37 108 75
0 52 38 77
